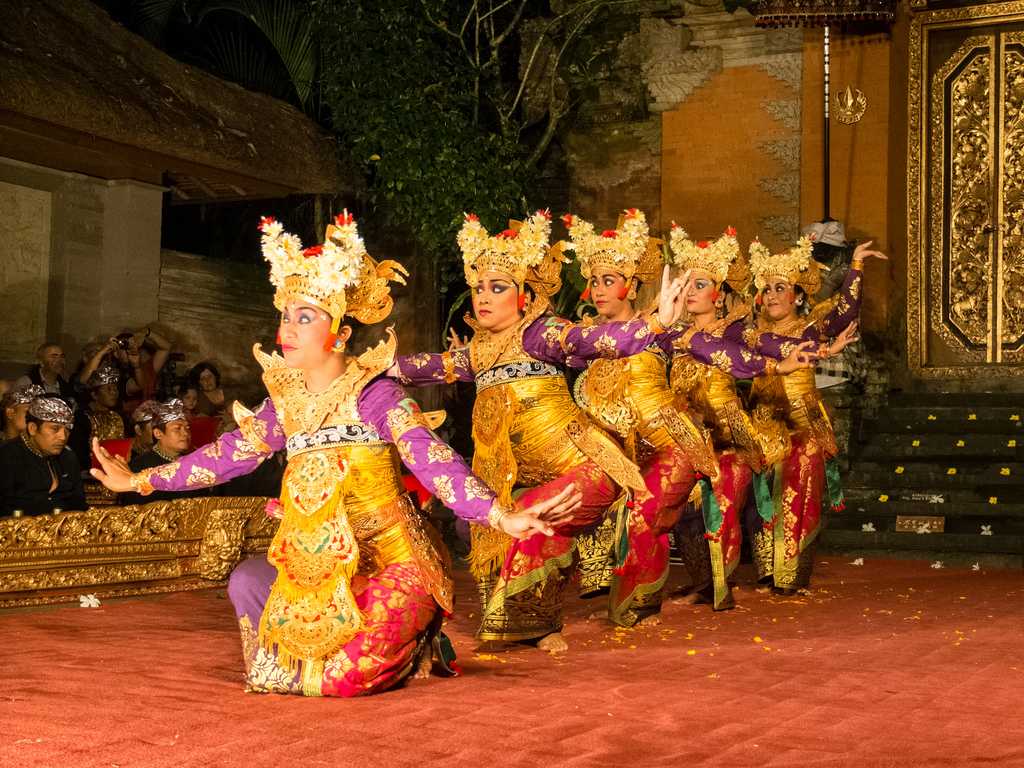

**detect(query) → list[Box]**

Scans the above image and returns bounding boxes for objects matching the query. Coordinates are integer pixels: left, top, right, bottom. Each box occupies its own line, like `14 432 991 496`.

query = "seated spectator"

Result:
0 396 86 516
75 335 143 410
120 398 204 505
129 400 160 461
70 366 127 469
15 342 76 403
177 384 199 418
133 329 173 401
2 385 44 443
188 362 227 418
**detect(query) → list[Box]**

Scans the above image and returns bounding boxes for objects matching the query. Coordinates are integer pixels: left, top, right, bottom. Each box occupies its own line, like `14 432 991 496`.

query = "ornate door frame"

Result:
907 1 1024 379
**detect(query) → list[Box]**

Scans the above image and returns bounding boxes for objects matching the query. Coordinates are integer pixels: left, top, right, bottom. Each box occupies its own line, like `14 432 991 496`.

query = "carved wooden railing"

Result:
0 497 277 608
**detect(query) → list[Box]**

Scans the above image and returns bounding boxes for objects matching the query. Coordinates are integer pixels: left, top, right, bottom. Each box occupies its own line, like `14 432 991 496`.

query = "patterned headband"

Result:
4 384 45 408
153 398 186 427
28 396 74 427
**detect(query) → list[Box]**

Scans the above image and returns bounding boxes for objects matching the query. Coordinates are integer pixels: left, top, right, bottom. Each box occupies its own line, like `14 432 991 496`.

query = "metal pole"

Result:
823 23 831 221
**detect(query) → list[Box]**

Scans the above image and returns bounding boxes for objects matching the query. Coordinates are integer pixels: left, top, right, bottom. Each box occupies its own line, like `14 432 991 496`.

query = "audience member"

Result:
15 342 76 403
0 395 86 516
120 398 205 505
2 385 44 443
129 400 161 460
188 362 227 418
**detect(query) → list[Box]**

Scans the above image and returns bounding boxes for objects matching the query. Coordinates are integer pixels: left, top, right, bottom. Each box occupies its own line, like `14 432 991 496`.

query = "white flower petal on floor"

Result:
78 594 100 608
980 525 993 536
971 563 981 571
930 561 944 569
861 522 876 532
850 557 864 566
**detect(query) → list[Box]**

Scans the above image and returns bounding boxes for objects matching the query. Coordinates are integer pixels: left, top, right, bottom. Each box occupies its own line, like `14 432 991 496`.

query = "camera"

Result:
114 333 134 350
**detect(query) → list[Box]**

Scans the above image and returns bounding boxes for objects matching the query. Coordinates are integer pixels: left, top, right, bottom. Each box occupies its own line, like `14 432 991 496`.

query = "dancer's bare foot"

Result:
670 592 702 605
414 653 433 679
636 613 661 627
536 632 569 654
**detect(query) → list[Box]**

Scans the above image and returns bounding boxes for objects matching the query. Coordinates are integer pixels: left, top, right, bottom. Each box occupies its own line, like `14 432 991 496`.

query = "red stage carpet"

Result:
2 559 1022 768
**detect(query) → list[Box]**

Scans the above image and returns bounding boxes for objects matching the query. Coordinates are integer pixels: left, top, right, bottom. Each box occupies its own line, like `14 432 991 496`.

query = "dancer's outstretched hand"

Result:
853 240 887 263
90 438 135 493
496 484 583 539
777 340 818 375
447 328 469 351
657 266 691 328
827 321 860 356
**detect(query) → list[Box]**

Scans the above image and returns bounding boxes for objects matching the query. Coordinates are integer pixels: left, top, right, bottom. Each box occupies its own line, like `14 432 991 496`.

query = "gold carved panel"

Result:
0 497 276 608
908 2 1024 378
1000 33 1024 358
929 37 993 354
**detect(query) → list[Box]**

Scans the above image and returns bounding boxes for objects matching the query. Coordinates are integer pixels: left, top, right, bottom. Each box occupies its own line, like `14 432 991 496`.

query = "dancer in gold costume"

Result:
391 210 692 650
745 236 886 593
92 212 580 696
565 211 815 623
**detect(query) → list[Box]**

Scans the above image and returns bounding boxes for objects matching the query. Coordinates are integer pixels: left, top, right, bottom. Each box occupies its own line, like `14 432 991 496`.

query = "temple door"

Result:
908 4 1024 378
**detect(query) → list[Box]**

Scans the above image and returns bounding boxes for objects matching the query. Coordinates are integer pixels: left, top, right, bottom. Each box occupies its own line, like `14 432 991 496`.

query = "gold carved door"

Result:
908 4 1024 377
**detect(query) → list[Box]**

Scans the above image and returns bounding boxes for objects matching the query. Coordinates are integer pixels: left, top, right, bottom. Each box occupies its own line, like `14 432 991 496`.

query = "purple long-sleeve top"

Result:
397 312 777 384
131 377 496 524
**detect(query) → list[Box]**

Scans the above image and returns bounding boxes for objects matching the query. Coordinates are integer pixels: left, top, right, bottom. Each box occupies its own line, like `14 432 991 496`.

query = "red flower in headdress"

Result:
258 216 276 232
697 240 710 249
624 207 639 218
670 220 680 230
536 208 552 220
465 213 479 222
725 226 737 237
601 230 618 238
334 210 355 226
561 213 574 227
303 245 323 258
498 229 519 239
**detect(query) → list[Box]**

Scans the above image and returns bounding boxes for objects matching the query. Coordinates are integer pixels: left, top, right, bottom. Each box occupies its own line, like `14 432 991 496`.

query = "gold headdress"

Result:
563 208 663 284
749 235 820 296
459 209 553 288
259 211 408 334
668 225 746 289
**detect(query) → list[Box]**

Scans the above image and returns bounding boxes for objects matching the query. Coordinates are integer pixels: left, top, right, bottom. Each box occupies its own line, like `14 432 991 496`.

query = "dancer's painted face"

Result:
684 272 718 317
762 278 799 321
279 301 350 370
471 271 520 332
589 270 632 320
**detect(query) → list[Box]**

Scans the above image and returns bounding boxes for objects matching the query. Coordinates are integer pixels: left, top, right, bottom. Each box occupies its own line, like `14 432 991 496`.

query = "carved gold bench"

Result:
0 497 277 608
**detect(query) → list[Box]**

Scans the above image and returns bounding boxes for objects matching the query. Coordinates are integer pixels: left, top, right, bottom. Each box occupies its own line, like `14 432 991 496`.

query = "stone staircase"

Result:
820 392 1024 568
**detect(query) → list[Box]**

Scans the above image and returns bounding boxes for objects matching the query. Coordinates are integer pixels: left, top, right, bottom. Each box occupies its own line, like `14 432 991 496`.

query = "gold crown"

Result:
259 211 408 332
668 225 744 288
459 210 553 288
563 208 663 283
749 236 820 296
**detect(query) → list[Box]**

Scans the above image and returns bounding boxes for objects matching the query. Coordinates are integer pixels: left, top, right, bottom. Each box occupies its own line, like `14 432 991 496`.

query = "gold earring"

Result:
627 286 637 301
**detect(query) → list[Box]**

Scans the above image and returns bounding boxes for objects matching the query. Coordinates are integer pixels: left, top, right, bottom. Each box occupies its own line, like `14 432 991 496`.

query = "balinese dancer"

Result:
90 212 581 697
745 235 885 594
390 210 690 651
568 213 813 620
667 226 803 609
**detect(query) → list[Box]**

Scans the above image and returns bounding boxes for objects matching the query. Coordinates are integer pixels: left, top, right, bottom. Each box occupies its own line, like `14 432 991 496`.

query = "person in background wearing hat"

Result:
129 400 161 461
120 399 202 505
2 385 44 443
0 396 86 516
69 366 127 470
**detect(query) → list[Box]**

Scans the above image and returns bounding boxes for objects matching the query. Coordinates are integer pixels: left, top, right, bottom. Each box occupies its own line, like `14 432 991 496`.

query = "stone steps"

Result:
822 391 1024 566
